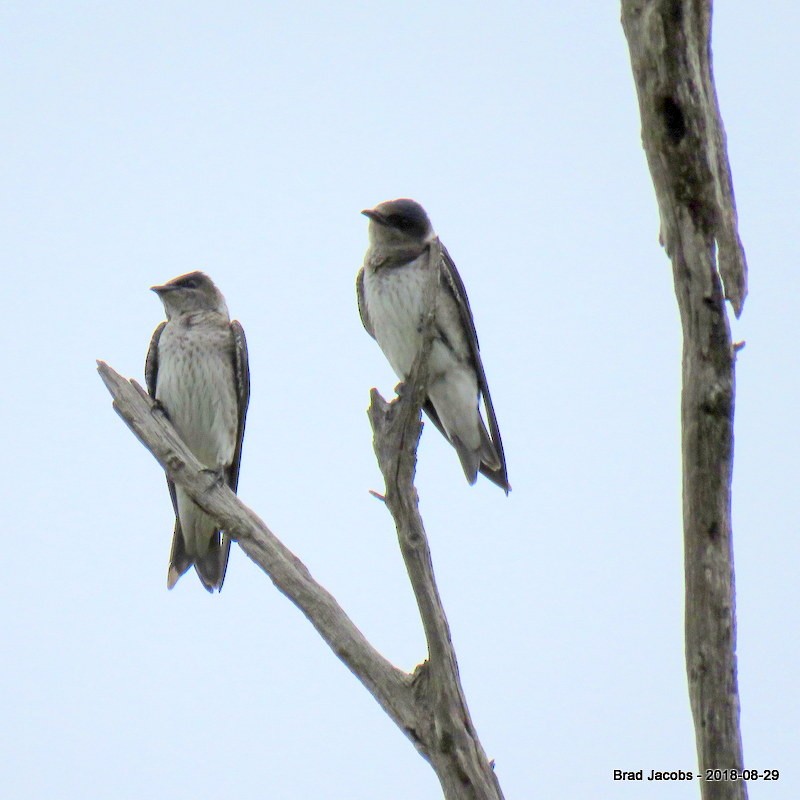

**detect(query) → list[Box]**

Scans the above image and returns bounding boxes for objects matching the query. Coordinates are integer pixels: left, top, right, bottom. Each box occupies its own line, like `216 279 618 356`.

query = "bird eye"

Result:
388 214 412 231
183 278 198 289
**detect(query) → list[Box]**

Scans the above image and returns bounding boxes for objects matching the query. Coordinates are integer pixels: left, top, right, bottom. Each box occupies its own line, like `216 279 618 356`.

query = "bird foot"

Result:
200 466 226 488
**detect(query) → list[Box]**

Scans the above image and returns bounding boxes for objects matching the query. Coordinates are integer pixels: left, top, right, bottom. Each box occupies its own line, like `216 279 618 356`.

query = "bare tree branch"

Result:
97 361 418 737
621 2 748 797
97 240 502 800
367 240 504 800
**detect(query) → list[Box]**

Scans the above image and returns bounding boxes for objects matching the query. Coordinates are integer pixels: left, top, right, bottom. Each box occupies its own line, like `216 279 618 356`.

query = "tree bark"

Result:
98 243 501 800
367 239 504 799
621 2 748 798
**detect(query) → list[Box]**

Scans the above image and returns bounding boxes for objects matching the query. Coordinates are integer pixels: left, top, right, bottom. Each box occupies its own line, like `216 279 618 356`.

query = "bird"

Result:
145 271 250 591
357 198 509 492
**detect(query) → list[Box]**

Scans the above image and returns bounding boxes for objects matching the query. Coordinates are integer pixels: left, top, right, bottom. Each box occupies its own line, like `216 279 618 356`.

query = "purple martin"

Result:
145 271 250 591
357 198 509 493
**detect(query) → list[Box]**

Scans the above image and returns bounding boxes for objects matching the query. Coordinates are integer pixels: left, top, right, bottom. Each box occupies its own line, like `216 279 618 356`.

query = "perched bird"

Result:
145 271 250 591
357 198 509 492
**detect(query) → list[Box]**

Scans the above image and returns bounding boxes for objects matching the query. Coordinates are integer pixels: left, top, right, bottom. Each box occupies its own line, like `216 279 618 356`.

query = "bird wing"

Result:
145 321 183 517
228 320 250 493
356 266 375 339
144 321 165 398
206 320 250 590
430 243 510 492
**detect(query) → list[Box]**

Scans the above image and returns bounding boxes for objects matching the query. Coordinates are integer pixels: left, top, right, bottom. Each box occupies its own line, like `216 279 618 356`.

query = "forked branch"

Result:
367 239 504 799
98 240 503 800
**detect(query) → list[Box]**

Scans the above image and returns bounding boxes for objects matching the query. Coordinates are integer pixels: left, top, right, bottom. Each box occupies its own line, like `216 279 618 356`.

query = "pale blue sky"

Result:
2 2 797 798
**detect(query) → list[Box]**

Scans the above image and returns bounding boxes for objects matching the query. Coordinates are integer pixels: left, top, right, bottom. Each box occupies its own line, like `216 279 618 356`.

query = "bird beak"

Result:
361 208 385 224
150 284 178 294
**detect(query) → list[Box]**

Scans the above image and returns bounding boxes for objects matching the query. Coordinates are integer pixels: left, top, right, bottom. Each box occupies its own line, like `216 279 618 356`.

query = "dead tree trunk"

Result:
621 2 748 798
98 241 502 800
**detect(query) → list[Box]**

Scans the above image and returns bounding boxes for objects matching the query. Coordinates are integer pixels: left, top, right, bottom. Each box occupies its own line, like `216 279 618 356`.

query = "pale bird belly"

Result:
365 261 429 379
156 343 237 469
366 261 481 450
428 360 481 450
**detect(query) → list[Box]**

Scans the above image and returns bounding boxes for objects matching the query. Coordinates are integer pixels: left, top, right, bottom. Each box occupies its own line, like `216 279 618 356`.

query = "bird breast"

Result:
155 321 238 469
363 254 433 379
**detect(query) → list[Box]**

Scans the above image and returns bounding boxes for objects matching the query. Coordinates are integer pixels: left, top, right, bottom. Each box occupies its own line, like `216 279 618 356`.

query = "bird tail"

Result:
453 436 481 485
167 523 230 593
479 419 501 471
478 420 511 494
193 533 230 592
167 521 193 590
453 421 509 490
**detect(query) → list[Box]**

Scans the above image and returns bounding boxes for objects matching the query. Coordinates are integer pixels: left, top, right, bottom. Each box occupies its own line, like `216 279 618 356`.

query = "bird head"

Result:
151 271 229 319
361 198 434 248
